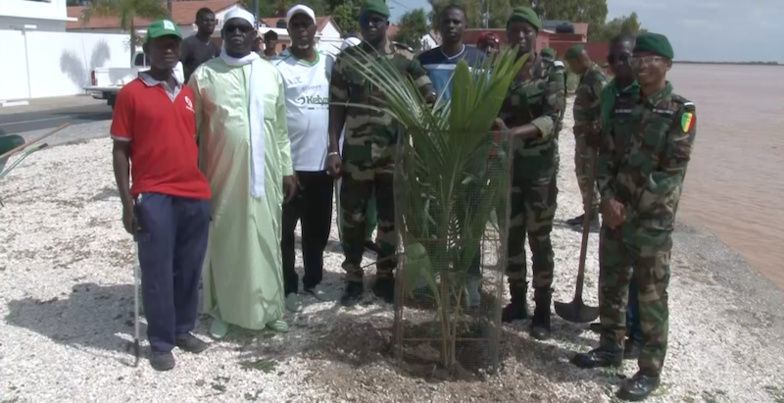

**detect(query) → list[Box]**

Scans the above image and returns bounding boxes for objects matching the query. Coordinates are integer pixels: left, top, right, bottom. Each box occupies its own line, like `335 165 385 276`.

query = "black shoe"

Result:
372 276 395 304
502 282 528 323
570 346 623 369
176 333 209 354
624 339 641 360
530 288 552 340
616 372 661 401
365 240 382 255
589 322 601 333
150 350 175 371
565 214 585 227
340 281 364 307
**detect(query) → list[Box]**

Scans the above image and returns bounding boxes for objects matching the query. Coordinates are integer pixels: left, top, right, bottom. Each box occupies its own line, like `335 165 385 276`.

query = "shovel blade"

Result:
554 299 599 324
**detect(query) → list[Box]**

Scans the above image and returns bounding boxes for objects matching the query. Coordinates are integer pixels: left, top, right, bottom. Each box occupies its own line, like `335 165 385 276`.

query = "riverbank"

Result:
1 101 783 402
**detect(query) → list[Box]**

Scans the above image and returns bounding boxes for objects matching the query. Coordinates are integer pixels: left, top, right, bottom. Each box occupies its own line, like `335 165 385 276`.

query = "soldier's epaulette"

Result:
392 41 414 53
553 60 565 68
672 94 696 112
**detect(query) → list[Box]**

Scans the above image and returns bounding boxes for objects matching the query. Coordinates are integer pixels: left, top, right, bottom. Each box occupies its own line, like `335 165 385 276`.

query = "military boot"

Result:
502 281 528 323
616 372 661 401
530 287 552 340
566 209 599 227
570 344 623 369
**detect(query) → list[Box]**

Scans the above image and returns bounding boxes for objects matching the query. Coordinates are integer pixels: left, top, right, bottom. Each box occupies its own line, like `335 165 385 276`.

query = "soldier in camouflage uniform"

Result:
327 0 436 307
571 33 696 401
564 44 608 228
492 7 566 341
540 47 566 177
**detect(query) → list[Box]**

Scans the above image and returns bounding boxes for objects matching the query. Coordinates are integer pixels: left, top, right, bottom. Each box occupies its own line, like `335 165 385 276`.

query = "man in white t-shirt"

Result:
273 5 335 312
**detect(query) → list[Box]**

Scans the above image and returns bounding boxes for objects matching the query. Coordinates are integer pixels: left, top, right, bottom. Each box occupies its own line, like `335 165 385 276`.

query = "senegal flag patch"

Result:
681 112 695 132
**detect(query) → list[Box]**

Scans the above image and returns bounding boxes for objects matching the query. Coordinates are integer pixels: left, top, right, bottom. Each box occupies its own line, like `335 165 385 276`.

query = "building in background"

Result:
461 21 609 64
66 0 244 42
0 0 76 32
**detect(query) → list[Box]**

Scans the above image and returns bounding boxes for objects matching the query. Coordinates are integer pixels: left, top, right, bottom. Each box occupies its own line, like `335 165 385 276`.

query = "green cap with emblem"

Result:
565 44 584 59
508 6 541 31
360 0 390 18
145 19 182 42
633 32 674 59
540 47 556 58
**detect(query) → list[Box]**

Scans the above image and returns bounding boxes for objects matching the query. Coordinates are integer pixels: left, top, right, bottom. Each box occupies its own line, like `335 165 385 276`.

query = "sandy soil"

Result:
1 99 783 403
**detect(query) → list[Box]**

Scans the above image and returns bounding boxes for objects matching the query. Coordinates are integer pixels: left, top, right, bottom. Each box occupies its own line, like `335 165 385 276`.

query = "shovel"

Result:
555 149 600 323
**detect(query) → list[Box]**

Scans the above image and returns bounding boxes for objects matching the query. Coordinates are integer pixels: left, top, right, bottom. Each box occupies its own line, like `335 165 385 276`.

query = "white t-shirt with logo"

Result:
273 50 334 172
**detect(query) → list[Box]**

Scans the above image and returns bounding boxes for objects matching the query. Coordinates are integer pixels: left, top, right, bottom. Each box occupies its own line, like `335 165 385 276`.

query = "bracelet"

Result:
327 151 340 157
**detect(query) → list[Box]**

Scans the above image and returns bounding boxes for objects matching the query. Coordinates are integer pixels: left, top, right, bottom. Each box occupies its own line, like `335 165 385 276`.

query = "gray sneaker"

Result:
150 350 175 371
285 293 303 313
305 286 331 301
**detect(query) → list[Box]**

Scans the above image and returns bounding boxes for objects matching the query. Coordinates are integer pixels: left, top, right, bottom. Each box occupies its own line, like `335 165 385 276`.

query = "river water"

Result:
667 64 784 289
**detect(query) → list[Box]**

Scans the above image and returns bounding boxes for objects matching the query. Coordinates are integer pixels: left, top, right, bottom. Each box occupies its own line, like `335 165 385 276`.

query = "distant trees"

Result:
589 12 645 41
394 9 429 50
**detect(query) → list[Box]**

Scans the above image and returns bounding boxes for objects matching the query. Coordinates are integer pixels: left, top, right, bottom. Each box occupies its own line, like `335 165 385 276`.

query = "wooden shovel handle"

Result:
574 148 598 298
0 123 70 161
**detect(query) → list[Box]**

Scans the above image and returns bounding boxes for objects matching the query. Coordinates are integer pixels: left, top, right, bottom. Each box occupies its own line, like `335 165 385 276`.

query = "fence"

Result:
0 30 130 101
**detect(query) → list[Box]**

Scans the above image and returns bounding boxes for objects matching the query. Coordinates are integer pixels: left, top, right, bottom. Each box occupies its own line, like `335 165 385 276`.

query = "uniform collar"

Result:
611 78 639 94
360 38 394 55
139 70 181 89
642 81 673 106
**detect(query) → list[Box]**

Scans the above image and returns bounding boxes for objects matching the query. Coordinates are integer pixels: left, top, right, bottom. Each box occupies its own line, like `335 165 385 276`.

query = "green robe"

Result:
189 58 293 330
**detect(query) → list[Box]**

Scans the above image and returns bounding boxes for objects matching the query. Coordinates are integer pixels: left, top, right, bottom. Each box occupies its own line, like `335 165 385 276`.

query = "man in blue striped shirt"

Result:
416 5 485 307
417 5 485 99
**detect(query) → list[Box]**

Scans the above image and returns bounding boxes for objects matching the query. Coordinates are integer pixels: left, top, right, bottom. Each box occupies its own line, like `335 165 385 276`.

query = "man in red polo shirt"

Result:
111 19 212 371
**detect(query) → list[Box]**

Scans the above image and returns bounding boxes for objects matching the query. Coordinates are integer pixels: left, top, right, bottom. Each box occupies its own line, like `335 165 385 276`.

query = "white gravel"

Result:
1 102 783 403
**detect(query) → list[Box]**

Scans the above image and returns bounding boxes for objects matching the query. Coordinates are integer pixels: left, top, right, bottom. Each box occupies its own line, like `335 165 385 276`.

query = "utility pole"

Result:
253 0 259 29
167 0 172 17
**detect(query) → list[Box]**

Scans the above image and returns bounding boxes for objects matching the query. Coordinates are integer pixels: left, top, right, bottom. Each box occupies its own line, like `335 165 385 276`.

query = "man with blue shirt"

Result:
417 5 484 99
416 4 485 307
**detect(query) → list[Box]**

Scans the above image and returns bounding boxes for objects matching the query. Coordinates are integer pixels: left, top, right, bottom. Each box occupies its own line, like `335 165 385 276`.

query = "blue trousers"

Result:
135 193 210 352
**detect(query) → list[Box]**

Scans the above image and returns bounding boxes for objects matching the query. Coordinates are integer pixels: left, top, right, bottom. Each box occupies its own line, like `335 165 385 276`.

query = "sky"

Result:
387 0 784 62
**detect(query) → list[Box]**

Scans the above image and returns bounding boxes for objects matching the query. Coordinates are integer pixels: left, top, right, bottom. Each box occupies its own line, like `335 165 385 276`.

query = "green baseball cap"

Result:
145 19 182 42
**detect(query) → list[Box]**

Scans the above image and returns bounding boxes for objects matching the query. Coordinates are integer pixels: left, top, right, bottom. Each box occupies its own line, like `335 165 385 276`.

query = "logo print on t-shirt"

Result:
184 95 195 113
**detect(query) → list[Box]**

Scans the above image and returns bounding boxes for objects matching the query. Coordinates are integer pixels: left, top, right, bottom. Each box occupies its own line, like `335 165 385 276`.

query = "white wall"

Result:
0 30 130 100
0 0 71 32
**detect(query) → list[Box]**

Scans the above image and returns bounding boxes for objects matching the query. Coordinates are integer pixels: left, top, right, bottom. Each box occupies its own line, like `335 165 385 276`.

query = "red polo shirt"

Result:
110 75 211 200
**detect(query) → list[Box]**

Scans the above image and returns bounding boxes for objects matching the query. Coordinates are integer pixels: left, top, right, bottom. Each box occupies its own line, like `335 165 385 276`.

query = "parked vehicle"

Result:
84 51 184 109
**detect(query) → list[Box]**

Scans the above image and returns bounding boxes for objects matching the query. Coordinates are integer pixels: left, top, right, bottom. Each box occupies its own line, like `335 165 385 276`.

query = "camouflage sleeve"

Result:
641 102 696 204
530 65 566 139
329 53 349 104
596 83 621 202
407 57 435 100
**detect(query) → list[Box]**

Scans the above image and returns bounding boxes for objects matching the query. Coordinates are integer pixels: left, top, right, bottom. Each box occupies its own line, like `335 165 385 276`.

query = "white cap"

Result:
340 36 362 50
286 4 315 25
225 8 255 26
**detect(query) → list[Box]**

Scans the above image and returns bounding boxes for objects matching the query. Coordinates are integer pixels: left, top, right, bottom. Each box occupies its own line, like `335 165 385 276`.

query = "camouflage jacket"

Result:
498 53 566 154
540 53 568 136
330 40 433 165
596 82 696 231
573 62 608 136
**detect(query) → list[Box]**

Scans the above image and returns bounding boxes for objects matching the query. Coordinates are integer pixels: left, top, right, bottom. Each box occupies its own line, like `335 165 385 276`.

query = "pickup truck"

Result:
84 51 184 109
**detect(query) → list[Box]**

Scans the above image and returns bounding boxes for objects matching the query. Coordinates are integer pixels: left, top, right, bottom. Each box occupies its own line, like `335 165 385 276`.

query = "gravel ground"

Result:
2 102 784 403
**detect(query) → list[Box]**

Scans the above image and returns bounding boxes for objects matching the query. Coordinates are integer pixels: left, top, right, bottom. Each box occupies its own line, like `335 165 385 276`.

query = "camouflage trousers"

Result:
336 177 377 244
599 223 672 377
504 145 558 290
340 162 396 283
574 134 600 211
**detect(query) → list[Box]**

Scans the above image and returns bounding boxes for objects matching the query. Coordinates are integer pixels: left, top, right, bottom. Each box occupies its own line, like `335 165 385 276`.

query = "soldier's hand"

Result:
122 203 136 235
492 118 508 131
326 153 342 177
601 198 626 228
283 175 298 204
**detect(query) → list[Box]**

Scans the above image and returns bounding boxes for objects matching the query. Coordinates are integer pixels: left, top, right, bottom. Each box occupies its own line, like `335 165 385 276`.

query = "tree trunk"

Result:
167 0 173 17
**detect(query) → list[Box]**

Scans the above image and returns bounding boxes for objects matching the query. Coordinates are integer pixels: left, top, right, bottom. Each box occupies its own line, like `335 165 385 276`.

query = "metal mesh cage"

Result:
392 130 514 377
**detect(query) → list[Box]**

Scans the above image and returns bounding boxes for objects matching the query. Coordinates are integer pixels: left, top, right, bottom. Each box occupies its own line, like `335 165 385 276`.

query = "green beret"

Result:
360 0 390 18
508 6 541 31
634 32 674 59
565 44 584 59
540 47 556 58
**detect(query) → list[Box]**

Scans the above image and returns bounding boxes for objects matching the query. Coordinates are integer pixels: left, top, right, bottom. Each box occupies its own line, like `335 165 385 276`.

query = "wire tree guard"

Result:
336 44 526 377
